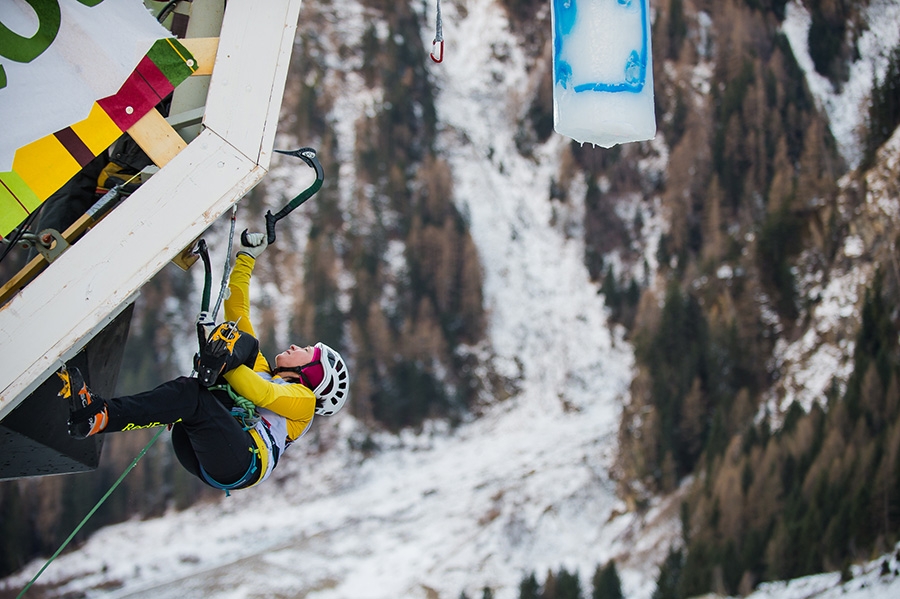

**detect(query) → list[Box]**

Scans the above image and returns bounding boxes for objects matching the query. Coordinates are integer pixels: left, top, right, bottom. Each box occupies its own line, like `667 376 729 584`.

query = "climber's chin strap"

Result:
272 359 321 388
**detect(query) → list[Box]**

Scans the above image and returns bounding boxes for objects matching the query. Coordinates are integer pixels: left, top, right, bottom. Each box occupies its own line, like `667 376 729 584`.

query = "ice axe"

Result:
241 147 324 246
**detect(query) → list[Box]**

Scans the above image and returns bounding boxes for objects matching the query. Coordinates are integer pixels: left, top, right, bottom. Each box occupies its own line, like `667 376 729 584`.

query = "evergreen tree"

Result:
652 548 684 599
519 572 541 599
845 271 896 423
555 566 583 599
756 205 802 321
639 284 711 479
666 0 687 60
543 570 558 599
864 42 900 164
592 561 624 599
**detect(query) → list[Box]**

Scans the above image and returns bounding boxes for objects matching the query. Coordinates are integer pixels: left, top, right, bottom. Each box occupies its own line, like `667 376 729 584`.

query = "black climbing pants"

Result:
103 377 256 487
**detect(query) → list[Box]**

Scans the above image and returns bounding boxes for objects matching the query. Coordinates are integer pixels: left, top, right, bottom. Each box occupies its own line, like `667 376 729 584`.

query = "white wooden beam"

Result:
203 0 302 167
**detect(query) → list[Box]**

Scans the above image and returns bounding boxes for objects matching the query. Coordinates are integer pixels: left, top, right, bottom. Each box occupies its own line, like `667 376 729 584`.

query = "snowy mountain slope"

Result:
0 398 632 599
766 0 900 419
782 0 900 169
746 547 900 599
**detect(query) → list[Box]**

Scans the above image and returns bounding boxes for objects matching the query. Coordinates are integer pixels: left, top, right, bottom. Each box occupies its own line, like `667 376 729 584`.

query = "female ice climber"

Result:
57 232 350 492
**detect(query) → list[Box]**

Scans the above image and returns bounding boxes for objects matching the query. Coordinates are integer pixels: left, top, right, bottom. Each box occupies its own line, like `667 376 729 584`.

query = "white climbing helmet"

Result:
312 342 350 416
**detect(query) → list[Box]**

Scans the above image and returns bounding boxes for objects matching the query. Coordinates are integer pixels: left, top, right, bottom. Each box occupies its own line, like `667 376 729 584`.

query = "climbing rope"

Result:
15 426 167 599
209 383 260 429
193 204 239 360
431 0 444 63
211 205 238 320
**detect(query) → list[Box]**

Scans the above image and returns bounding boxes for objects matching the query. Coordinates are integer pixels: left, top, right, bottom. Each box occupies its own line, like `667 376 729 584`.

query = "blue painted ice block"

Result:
552 0 656 147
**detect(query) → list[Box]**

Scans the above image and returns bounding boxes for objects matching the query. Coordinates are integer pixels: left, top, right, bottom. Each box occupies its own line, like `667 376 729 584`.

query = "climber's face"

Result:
275 344 316 370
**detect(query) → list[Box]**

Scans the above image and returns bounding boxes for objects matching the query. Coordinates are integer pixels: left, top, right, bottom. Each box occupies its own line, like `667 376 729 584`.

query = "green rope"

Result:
209 383 258 427
15 426 167 599
232 396 257 417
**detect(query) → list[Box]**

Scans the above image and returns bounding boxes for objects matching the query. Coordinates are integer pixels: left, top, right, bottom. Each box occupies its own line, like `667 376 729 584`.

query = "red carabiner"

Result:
430 39 444 63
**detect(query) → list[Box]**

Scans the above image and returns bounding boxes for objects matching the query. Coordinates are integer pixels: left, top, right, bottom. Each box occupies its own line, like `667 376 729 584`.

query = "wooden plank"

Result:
0 212 105 306
180 37 219 76
0 255 43 307
127 108 188 167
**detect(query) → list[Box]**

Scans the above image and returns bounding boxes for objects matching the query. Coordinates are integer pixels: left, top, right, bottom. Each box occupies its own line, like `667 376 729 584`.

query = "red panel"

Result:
96 70 159 131
135 55 175 100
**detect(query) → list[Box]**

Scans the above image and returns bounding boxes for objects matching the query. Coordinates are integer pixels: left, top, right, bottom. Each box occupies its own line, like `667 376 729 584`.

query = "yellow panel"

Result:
12 135 81 201
71 103 123 155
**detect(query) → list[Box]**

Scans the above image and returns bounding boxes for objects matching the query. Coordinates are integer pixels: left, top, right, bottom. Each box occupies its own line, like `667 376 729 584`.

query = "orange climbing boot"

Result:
58 367 108 439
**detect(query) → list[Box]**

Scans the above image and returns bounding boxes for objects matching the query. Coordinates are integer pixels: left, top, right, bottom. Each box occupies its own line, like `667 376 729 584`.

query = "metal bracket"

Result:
19 229 69 263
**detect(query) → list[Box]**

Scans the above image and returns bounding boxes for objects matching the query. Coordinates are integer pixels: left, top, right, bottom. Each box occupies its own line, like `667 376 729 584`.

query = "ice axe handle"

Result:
265 211 277 244
259 147 325 245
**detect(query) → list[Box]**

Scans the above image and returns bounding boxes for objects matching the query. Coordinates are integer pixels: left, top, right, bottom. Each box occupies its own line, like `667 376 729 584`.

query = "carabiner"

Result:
430 39 444 63
430 0 444 64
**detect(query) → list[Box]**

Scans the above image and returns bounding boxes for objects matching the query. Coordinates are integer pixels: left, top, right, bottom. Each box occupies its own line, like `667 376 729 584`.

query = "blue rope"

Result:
15 426 167 599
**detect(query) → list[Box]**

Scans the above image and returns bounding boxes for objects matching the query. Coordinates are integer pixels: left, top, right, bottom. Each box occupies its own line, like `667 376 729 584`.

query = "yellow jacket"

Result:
222 253 315 442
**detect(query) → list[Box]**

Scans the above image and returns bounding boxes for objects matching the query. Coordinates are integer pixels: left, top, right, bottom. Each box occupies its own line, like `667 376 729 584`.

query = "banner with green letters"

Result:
0 0 168 172
0 0 174 237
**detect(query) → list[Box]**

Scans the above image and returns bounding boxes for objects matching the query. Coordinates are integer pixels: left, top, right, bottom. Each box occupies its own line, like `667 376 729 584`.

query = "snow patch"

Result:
782 0 900 169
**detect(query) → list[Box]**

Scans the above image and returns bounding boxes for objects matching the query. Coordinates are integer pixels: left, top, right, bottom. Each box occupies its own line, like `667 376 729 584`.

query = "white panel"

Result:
203 0 303 167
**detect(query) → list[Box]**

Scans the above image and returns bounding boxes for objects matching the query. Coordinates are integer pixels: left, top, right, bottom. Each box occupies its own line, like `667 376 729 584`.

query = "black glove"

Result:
195 322 259 386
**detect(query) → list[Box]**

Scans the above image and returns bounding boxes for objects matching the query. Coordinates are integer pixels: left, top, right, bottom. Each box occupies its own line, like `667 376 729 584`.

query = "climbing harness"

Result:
198 447 259 496
431 0 444 63
201 384 281 496
244 147 324 246
15 426 166 599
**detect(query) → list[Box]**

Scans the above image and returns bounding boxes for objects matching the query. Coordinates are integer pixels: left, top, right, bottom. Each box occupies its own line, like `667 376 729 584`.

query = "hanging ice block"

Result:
552 0 656 147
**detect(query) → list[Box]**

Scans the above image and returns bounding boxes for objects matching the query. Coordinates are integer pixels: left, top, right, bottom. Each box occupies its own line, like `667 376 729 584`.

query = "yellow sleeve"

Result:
223 365 315 440
224 253 271 373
